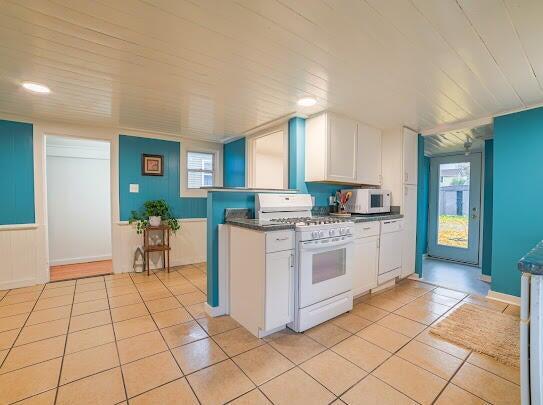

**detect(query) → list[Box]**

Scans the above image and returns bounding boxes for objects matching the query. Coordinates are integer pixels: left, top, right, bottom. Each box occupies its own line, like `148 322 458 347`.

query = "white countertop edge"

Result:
116 218 206 225
0 223 39 231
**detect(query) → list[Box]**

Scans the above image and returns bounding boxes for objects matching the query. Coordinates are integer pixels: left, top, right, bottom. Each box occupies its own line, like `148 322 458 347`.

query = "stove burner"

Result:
269 216 350 226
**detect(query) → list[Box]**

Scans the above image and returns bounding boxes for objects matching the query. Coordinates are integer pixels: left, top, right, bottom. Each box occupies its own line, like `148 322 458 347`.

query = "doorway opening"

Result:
45 136 112 281
421 127 492 296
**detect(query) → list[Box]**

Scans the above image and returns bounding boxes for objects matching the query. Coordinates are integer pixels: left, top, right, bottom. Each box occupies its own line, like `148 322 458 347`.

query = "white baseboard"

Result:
408 273 420 280
49 255 112 266
205 302 226 317
480 274 492 283
0 278 37 291
487 290 520 306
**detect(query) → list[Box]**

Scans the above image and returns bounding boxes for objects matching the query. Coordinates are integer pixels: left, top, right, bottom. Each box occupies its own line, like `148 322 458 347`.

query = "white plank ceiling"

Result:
0 0 542 142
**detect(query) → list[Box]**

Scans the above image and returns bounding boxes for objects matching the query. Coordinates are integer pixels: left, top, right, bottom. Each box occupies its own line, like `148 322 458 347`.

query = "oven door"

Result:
298 236 353 308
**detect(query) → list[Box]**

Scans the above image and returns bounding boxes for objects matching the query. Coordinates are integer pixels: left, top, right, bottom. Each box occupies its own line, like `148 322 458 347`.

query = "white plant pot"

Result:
149 216 162 227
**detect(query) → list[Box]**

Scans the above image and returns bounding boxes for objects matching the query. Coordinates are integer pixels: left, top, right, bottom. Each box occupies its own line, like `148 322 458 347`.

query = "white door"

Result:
356 123 382 185
298 237 353 308
265 250 294 330
401 184 417 277
327 114 357 182
352 236 379 296
428 153 482 264
403 128 418 185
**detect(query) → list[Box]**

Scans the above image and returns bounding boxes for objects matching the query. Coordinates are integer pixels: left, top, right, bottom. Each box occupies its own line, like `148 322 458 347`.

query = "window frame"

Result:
186 150 215 190
247 123 289 189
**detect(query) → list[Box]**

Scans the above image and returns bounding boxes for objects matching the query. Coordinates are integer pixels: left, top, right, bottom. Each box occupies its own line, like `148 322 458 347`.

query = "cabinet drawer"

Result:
266 231 295 253
381 219 403 233
353 221 380 238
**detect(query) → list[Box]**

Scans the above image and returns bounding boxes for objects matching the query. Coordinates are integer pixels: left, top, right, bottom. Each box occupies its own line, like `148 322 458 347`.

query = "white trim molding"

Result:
0 224 39 231
480 274 492 283
205 303 226 317
487 290 520 306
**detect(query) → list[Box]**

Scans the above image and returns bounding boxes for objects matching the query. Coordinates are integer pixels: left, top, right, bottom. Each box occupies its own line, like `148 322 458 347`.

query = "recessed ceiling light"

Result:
22 82 50 94
297 97 317 107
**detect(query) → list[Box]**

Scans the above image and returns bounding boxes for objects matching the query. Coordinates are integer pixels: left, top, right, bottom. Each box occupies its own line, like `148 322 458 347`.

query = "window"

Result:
187 152 214 189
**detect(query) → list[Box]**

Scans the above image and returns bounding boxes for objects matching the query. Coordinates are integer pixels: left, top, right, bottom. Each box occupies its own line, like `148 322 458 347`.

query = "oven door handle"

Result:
300 237 353 251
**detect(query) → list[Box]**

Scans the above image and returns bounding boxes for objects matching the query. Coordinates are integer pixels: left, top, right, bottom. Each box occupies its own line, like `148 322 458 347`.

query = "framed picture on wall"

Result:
142 154 164 176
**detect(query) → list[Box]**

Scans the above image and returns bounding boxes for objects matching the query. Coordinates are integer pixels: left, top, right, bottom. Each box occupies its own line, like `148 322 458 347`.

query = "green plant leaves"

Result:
128 199 181 234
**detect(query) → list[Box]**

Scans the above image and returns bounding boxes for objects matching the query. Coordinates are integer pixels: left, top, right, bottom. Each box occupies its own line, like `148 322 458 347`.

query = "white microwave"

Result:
342 189 391 214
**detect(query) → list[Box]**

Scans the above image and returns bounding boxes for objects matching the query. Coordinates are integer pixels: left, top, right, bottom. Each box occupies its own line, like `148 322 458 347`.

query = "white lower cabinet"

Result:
265 250 295 331
352 235 379 297
229 226 295 338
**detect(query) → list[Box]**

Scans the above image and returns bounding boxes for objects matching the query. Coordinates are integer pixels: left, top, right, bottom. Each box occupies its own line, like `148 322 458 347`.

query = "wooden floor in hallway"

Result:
49 260 113 282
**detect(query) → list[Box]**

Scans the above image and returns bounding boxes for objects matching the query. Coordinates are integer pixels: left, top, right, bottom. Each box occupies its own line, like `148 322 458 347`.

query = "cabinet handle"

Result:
362 227 371 230
289 254 294 268
404 172 408 182
405 186 408 196
275 237 289 241
379 174 383 184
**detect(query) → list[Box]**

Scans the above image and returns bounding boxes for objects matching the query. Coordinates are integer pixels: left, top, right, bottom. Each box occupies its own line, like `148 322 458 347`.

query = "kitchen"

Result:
0 1 538 404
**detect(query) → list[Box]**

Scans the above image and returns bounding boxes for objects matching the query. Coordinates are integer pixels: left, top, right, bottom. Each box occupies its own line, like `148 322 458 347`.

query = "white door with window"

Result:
428 153 481 264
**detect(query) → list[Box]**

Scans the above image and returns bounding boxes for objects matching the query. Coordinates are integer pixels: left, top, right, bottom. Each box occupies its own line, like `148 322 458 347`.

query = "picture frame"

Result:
141 154 164 176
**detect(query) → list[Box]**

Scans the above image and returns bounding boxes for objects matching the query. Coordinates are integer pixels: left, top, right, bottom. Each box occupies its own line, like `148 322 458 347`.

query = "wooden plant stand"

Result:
143 225 171 276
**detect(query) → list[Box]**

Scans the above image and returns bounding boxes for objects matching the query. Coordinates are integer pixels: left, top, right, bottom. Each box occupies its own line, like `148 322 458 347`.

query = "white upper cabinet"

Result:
402 127 418 185
357 122 382 185
305 112 381 185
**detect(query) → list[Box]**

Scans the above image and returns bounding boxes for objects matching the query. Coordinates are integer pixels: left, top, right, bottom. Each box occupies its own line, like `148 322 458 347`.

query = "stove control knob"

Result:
329 229 335 237
340 228 346 235
318 230 325 238
312 231 319 239
346 228 351 235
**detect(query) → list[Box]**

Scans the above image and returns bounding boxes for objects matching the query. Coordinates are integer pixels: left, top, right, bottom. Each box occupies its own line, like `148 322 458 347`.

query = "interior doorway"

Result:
45 135 112 281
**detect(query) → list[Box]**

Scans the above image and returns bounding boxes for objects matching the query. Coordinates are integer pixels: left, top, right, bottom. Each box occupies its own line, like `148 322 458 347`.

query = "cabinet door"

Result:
401 185 417 277
356 123 382 185
265 250 294 331
353 236 379 296
327 114 357 182
403 127 418 185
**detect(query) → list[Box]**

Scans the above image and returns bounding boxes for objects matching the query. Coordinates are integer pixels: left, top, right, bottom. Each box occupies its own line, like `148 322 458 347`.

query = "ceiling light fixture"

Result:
22 82 50 94
297 97 317 107
464 139 472 156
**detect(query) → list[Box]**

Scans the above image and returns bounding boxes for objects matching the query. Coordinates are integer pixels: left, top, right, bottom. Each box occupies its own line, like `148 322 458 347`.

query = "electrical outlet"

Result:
129 184 139 193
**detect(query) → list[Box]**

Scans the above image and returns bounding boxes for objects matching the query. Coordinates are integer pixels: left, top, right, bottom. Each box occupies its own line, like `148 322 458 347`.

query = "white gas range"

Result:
256 194 355 332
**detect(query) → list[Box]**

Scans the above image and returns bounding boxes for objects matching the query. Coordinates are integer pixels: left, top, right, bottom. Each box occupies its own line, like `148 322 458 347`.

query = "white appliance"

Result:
255 193 354 332
343 188 391 214
520 270 543 405
377 219 403 284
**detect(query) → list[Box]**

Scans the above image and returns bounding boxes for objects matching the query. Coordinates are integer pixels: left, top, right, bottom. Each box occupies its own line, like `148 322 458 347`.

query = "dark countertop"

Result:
518 240 543 275
226 212 403 232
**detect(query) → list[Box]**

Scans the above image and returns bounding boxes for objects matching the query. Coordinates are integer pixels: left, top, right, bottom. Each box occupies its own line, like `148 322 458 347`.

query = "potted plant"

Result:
128 199 180 234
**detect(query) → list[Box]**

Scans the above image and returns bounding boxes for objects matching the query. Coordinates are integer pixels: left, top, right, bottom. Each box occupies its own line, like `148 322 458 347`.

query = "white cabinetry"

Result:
305 112 381 185
352 223 379 296
229 227 295 338
402 185 417 277
382 127 419 279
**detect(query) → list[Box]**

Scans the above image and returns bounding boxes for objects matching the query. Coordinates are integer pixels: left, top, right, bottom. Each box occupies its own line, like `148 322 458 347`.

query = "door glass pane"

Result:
438 162 470 248
312 248 346 284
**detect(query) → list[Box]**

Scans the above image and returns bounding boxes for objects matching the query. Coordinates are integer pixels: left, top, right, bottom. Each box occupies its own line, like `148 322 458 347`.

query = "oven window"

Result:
312 248 346 284
370 194 383 208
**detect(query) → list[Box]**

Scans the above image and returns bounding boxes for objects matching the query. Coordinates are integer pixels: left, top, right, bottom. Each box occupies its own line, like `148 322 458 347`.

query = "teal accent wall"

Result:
118 135 206 220
0 119 35 225
492 107 543 297
223 138 246 187
288 117 343 205
482 139 494 277
415 135 429 276
206 191 256 307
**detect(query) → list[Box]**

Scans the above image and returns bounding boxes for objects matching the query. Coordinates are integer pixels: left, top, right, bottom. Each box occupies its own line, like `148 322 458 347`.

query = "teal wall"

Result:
206 191 256 307
481 139 494 277
415 135 429 276
492 107 543 297
223 138 246 187
0 119 35 225
288 117 345 205
118 135 206 220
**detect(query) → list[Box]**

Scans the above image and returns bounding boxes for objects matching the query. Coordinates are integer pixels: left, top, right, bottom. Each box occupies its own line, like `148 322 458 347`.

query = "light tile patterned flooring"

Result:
0 263 520 405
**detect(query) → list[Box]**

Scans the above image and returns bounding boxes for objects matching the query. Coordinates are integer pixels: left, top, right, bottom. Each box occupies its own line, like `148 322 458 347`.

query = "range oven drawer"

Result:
353 221 380 238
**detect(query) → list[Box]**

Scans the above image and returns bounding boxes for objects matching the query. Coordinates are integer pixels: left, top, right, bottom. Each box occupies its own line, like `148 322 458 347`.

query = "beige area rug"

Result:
430 303 520 367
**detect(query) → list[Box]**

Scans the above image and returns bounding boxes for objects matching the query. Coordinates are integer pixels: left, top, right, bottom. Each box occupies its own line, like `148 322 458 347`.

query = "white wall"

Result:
249 128 288 189
0 112 213 290
46 136 112 265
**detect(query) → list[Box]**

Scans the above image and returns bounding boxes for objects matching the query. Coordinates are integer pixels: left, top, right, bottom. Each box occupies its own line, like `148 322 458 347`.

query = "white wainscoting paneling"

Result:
115 218 207 273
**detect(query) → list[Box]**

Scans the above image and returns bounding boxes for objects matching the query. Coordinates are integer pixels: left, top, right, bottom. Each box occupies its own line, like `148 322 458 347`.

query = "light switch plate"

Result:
129 184 139 193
